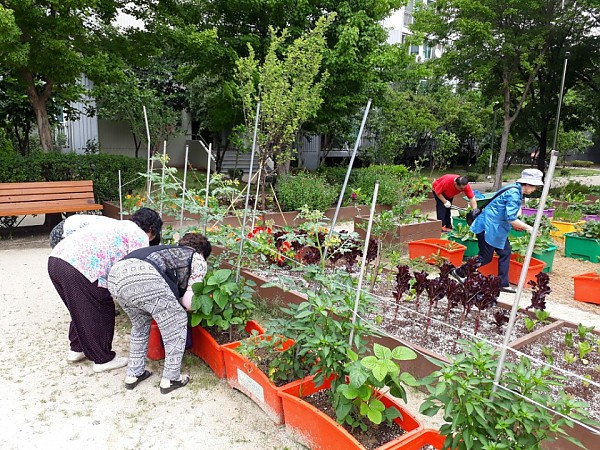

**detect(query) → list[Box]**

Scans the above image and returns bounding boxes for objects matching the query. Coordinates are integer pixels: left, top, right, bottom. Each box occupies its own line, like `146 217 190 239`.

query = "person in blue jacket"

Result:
450 169 544 293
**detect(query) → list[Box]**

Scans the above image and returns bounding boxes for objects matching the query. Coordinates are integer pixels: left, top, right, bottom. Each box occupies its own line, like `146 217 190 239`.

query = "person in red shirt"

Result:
432 174 478 230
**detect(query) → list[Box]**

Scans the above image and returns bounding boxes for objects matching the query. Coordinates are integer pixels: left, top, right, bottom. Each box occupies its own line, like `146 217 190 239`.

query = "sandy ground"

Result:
0 234 443 450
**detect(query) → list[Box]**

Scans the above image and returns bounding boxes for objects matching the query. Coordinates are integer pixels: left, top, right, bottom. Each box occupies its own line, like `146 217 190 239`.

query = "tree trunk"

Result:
536 127 548 173
22 71 53 152
493 117 512 191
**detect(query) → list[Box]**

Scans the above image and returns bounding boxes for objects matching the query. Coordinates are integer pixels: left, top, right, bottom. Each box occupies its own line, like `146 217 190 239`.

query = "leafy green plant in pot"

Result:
335 343 418 430
577 220 600 240
190 268 257 340
420 339 594 450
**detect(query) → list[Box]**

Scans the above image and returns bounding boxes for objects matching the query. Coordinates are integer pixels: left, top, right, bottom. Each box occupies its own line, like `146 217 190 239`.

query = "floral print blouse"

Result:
50 219 149 288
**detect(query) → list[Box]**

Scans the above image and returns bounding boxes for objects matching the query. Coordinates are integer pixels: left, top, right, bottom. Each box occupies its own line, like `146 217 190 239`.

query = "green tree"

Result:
93 68 181 158
413 0 563 189
0 1 127 152
236 15 333 206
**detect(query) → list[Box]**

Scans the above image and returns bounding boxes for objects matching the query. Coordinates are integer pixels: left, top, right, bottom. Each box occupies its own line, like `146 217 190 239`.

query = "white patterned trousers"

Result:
108 259 187 381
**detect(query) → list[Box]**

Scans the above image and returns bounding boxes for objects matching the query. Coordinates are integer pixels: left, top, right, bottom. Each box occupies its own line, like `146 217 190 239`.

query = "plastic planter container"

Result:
447 234 478 258
572 272 600 304
395 429 445 450
408 238 467 267
189 320 265 378
521 207 555 218
477 254 546 285
549 219 585 243
278 376 423 450
532 245 557 273
564 232 600 263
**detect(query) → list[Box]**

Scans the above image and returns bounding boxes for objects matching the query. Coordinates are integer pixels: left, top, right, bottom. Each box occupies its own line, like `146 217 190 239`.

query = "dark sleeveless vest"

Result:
123 245 195 298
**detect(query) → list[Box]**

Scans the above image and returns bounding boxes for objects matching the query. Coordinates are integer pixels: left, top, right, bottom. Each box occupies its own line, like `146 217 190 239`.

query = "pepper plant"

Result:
334 343 418 431
420 340 594 450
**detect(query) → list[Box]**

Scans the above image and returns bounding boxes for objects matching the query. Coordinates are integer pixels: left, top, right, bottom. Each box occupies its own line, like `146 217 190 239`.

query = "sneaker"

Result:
449 268 466 284
500 286 517 294
125 370 152 390
67 350 86 363
160 375 190 394
93 356 128 373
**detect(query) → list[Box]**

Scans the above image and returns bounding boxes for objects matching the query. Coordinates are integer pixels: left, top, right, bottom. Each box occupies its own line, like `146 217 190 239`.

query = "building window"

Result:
423 45 433 59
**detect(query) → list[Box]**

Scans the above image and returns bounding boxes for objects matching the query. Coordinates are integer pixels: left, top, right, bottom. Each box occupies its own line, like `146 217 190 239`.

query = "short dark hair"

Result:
455 176 469 187
131 208 163 242
179 233 212 259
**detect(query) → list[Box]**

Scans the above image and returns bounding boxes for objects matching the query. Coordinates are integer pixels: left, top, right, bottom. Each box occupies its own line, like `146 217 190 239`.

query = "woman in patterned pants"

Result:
108 233 211 394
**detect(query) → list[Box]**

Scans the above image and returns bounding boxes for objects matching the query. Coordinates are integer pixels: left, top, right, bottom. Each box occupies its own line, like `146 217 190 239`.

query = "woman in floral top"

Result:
48 208 162 373
108 233 211 393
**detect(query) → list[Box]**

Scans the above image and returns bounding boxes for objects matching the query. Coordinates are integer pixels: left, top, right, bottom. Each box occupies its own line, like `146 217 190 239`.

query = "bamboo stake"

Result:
349 181 379 347
236 102 261 282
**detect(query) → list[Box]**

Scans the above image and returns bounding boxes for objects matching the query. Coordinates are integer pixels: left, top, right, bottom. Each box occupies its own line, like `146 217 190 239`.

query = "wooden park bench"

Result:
0 180 103 227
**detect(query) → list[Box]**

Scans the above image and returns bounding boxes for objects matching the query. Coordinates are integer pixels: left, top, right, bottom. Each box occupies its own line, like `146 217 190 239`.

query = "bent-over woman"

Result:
48 208 163 372
108 233 211 394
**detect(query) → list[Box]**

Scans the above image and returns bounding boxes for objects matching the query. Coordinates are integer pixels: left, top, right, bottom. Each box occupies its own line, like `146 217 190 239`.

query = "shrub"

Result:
472 150 491 173
0 128 13 155
0 152 146 202
277 172 338 211
464 172 480 182
571 160 595 167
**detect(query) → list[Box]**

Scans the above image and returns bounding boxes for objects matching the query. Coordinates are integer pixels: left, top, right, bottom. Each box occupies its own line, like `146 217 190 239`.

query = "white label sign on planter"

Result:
237 369 265 403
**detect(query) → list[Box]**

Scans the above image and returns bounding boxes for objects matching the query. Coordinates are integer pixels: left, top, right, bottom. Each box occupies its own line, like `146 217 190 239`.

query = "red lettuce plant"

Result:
526 272 551 311
413 270 429 312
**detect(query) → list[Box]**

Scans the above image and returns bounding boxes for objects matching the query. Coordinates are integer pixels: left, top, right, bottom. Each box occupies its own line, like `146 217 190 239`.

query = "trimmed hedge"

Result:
0 152 146 203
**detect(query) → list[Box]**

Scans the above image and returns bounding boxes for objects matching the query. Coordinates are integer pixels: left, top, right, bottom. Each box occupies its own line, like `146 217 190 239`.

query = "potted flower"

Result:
188 268 263 378
572 270 600 305
564 220 600 263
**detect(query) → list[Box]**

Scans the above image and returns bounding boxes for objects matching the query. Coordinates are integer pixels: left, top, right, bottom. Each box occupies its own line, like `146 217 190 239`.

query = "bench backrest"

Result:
0 180 103 216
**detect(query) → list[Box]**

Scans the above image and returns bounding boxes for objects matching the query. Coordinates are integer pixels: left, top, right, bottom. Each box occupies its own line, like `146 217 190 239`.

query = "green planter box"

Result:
532 245 557 273
509 229 526 238
447 234 479 258
452 216 468 229
564 232 600 263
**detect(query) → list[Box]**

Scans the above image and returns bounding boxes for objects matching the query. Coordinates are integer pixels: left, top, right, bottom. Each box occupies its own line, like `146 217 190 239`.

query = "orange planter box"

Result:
408 238 467 267
222 336 300 425
572 272 600 304
147 320 165 360
278 375 423 450
397 428 446 449
189 320 265 378
477 254 546 286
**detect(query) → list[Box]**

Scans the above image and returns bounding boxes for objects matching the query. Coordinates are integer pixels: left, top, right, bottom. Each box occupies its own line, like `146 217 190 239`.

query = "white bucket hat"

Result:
517 168 544 186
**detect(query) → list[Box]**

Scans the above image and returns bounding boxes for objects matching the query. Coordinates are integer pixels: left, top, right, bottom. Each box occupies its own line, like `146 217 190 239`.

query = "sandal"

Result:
160 374 190 394
124 370 152 390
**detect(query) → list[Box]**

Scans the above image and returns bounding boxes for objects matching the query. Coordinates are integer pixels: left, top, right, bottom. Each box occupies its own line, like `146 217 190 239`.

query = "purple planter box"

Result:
584 214 599 222
521 207 555 218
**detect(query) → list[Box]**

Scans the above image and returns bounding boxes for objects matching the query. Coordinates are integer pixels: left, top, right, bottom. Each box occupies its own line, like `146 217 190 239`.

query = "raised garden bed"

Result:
510 321 600 449
354 216 442 245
